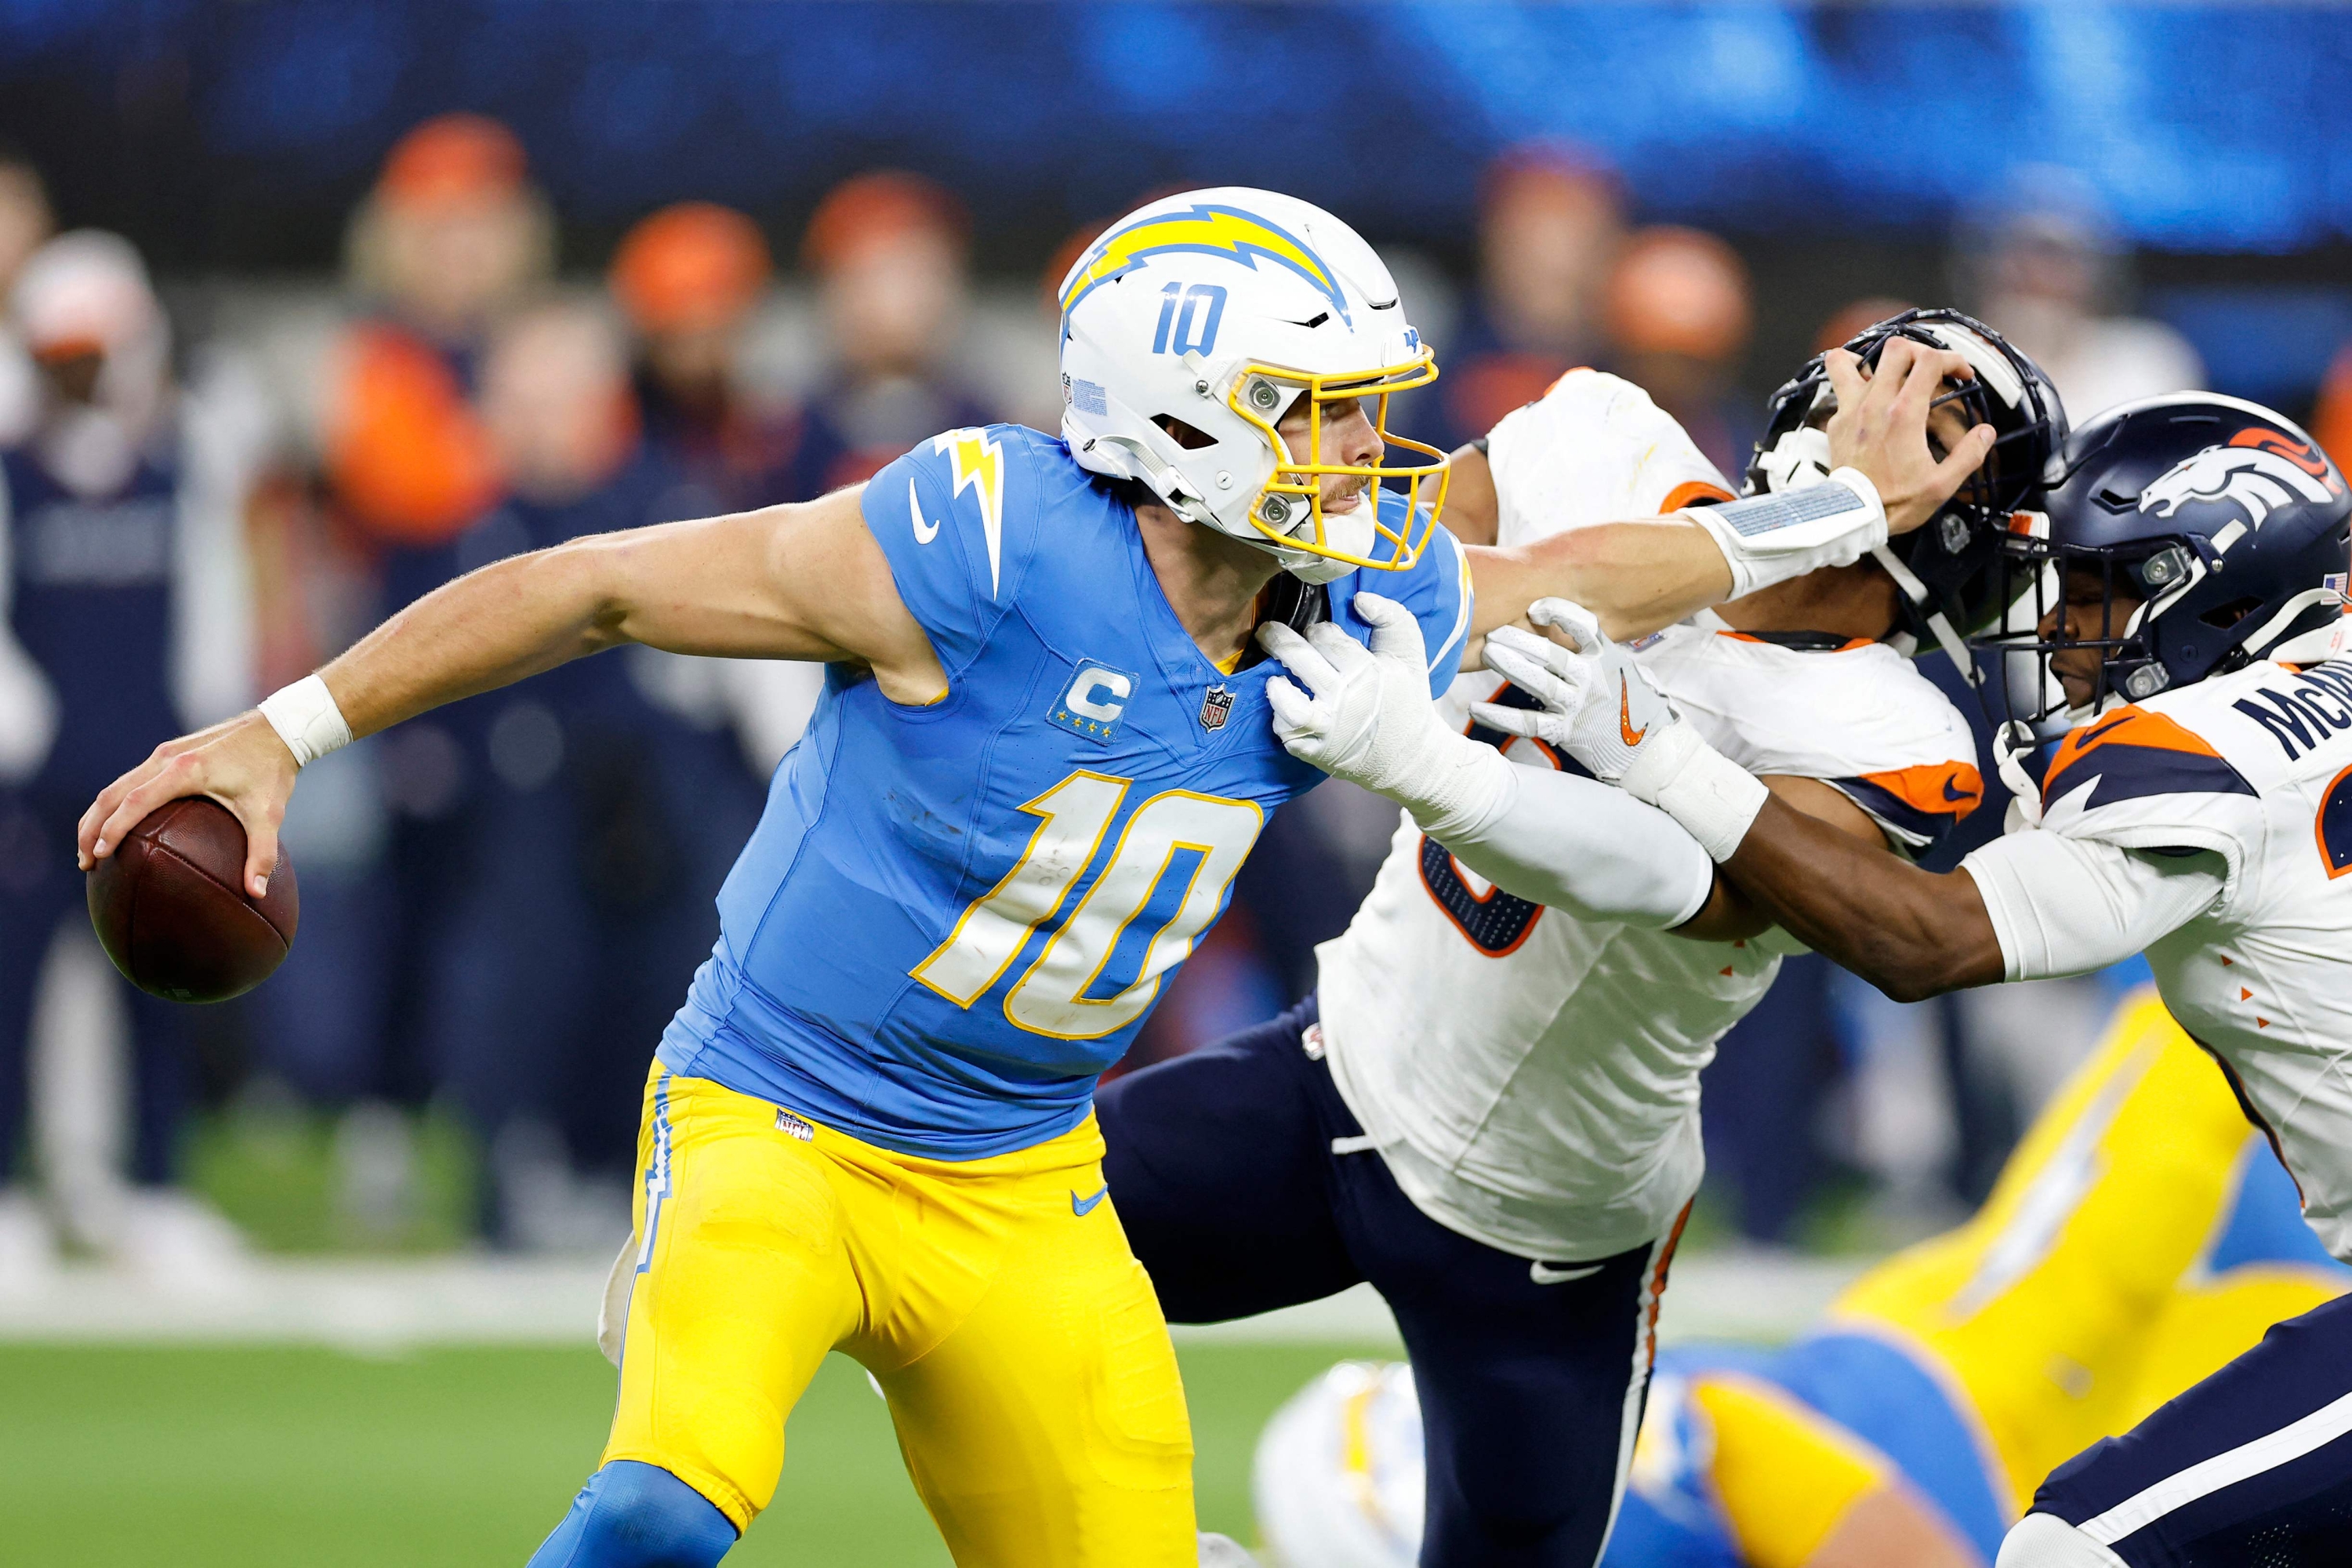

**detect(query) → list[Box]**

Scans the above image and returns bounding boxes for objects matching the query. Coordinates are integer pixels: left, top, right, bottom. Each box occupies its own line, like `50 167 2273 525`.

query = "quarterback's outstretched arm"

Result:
1461 339 1995 645
79 485 941 898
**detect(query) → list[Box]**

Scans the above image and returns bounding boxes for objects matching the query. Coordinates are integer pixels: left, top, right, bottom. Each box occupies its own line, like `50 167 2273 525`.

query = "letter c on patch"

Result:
1067 667 1132 723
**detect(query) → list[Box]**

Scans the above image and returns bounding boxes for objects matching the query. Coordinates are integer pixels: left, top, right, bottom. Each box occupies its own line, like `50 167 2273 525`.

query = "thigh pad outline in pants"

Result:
879 1178 1197 1568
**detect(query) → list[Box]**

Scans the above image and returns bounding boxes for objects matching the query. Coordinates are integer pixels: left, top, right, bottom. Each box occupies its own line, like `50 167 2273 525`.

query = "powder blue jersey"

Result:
660 425 1471 1158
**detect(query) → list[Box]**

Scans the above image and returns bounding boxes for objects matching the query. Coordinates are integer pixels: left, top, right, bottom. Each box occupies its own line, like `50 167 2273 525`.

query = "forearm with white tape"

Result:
1686 468 1886 600
1421 760 1717 929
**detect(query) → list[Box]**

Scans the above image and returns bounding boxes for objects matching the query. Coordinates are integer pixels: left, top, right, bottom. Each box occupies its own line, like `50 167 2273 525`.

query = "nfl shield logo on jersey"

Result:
1198 684 1235 731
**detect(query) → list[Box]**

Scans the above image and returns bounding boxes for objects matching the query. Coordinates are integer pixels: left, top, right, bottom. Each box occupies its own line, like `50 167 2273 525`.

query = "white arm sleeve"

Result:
1961 830 2228 982
1423 763 1717 931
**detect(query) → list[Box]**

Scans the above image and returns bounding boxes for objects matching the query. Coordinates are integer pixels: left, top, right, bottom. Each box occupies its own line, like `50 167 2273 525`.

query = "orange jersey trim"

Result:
1714 630 1875 652
1660 478 1735 514
1854 761 1984 821
2041 706 2227 795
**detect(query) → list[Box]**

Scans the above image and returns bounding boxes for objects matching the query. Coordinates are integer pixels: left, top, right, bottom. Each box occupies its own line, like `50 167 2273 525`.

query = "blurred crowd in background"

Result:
4 103 2344 1277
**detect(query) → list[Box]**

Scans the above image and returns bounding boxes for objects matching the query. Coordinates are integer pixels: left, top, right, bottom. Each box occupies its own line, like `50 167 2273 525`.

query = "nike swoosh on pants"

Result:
1072 1186 1109 1217
1530 1261 1602 1285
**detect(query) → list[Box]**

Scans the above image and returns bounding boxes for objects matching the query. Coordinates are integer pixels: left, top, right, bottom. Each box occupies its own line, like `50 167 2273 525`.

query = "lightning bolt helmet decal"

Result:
1058 203 1352 331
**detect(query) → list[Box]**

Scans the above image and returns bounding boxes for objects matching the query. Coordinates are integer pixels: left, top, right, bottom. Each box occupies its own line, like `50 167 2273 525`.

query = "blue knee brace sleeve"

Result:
525 1461 738 1568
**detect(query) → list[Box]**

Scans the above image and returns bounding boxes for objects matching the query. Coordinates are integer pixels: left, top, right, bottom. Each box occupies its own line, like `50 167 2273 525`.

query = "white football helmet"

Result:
1058 187 1448 584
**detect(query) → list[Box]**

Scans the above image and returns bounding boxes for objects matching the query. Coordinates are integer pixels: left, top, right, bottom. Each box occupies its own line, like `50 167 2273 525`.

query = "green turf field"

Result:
0 1340 1375 1564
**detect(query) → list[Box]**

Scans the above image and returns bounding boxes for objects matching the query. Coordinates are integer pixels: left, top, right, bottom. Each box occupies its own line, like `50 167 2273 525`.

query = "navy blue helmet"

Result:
1748 308 2068 666
1976 393 2352 737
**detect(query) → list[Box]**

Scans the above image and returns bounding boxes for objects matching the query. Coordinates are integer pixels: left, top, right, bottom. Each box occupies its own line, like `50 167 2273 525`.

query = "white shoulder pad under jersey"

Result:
1634 622 1984 852
1483 369 1733 549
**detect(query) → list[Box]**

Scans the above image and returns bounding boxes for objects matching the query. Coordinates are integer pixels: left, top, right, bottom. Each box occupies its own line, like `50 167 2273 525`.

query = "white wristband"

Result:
1688 467 1888 600
1618 721 1769 862
258 674 354 768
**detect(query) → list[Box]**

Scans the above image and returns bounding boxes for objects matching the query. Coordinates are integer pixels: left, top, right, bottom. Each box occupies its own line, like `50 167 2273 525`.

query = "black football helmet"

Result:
1976 393 2352 740
1746 308 2068 672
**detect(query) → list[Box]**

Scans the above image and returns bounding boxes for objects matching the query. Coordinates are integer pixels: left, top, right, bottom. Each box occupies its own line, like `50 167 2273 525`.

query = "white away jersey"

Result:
1317 372 1984 1261
1998 659 2352 1258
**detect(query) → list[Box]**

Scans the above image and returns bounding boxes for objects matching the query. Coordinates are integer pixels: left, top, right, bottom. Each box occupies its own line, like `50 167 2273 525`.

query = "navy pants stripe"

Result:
1097 999 1676 1568
2034 1291 2352 1565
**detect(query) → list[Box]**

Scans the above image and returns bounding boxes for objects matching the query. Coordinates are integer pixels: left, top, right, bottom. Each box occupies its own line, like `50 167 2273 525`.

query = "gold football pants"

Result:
602 1067 1196 1565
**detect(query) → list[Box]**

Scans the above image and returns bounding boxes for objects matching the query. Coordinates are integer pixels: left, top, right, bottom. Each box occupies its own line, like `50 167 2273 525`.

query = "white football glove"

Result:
1470 599 1679 783
1475 598 1769 862
1261 593 1512 840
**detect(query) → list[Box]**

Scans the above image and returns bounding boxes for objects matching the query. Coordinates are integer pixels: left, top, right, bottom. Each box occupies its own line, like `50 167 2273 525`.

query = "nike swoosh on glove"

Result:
1471 598 1681 783
1261 593 1512 840
1479 599 1769 862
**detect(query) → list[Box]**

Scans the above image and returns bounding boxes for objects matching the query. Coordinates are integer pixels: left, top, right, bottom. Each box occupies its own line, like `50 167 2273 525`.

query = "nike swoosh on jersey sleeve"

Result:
1828 761 1985 848
858 425 1048 678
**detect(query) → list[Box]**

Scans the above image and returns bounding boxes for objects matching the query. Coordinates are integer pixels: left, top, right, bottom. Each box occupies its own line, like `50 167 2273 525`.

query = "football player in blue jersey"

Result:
78 187 1978 1568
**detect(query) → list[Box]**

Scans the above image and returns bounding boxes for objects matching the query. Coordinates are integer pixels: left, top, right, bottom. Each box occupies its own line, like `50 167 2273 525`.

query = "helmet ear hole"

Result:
1152 415 1219 452
2199 595 2267 630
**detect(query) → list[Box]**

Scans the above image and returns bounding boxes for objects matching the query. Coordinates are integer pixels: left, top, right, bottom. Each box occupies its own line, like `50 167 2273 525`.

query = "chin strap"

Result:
1993 720 2044 829
1870 542 1979 682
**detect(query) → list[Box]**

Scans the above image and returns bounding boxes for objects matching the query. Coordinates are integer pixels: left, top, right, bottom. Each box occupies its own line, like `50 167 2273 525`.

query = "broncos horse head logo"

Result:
2140 430 2342 532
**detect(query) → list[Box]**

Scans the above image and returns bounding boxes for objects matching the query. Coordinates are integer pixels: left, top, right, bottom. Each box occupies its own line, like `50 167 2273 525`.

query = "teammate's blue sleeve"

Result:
1330 499 1472 697
858 426 1046 682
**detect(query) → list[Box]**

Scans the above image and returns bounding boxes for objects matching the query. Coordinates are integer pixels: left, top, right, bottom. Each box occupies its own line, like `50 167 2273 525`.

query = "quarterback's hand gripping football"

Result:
76 711 302 900
1260 593 1511 840
1471 600 1679 784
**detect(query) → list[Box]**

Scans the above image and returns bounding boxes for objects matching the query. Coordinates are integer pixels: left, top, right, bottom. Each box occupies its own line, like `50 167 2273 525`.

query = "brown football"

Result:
86 797 299 1003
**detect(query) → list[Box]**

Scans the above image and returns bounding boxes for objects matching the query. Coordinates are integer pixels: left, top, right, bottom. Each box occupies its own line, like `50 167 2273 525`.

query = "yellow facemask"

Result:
1229 349 1450 572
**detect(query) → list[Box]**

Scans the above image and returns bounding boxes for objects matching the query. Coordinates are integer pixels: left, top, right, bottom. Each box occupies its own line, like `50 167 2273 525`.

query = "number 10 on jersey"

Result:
911 770 1263 1040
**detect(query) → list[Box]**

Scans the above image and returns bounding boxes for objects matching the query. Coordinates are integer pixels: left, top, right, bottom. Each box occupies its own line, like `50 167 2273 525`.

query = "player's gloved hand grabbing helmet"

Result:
1749 308 2067 673
1058 187 1449 584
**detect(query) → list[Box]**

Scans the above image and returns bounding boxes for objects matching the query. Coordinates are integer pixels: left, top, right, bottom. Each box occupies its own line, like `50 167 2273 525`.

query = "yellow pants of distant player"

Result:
601 1066 1196 1566
1832 989 2343 1512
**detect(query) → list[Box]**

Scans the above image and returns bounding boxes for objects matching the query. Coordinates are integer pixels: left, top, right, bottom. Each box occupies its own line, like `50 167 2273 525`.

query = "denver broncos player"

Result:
79 187 1471 1568
1252 989 2351 1568
1461 394 2352 1567
1098 312 2047 1567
